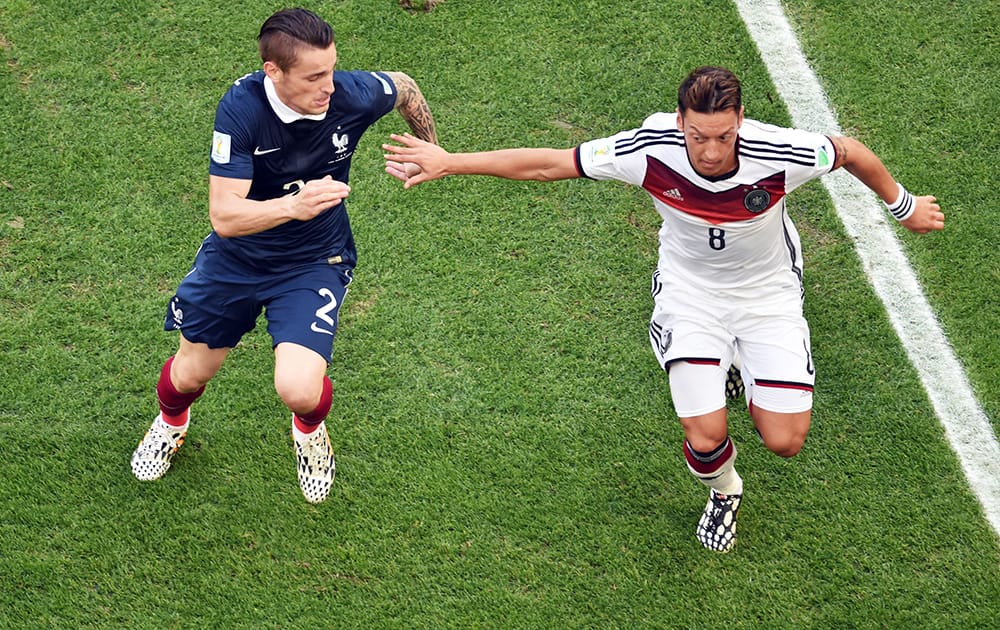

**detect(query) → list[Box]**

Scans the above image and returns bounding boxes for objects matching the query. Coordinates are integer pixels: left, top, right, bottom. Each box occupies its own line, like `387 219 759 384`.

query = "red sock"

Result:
293 376 333 434
156 356 204 427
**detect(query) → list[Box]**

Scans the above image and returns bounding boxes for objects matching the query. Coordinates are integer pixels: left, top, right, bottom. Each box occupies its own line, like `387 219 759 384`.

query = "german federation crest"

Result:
744 188 771 213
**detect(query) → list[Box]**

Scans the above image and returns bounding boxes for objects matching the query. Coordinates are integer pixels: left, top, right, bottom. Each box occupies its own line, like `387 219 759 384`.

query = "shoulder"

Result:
739 118 833 169
609 112 683 158
739 117 828 146
218 71 267 106
333 70 396 105
641 111 679 130
578 112 680 181
216 71 268 123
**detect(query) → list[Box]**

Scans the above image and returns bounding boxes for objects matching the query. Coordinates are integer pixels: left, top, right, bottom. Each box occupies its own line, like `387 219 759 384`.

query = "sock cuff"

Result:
295 376 333 427
156 356 205 417
684 437 736 477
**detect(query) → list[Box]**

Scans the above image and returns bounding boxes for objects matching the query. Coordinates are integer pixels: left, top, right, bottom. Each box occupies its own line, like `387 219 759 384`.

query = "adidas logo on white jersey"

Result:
662 188 684 200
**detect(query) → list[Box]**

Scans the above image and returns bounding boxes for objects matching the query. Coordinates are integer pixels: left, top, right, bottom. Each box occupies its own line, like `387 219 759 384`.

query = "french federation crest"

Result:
331 132 349 153
744 188 771 213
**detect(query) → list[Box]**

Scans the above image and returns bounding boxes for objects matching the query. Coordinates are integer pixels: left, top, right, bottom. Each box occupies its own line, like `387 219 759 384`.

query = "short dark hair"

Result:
677 66 742 115
258 8 335 71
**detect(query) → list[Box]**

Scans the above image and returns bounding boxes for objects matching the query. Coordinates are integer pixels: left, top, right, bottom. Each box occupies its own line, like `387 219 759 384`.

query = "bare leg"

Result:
751 407 811 457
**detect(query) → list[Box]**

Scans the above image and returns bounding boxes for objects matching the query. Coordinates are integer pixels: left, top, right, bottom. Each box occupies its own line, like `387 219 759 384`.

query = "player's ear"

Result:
263 60 282 82
676 108 685 132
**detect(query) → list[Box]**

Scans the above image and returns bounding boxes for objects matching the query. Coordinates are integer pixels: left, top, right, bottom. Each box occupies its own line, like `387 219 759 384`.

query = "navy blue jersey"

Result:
204 69 397 277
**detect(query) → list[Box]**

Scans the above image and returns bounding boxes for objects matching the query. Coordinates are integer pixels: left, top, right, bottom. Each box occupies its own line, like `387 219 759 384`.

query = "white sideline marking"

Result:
734 0 1000 538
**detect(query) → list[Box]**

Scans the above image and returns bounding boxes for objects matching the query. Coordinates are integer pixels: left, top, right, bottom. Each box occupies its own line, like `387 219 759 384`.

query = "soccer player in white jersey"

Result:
383 66 944 551
130 8 437 503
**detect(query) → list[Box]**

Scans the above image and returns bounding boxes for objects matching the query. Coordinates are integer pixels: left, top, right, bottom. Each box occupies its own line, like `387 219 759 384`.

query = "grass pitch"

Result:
1 1 997 627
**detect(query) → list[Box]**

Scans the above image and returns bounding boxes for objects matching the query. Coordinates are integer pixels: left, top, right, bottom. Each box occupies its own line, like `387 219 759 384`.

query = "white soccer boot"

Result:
131 413 188 481
696 489 742 552
294 420 336 504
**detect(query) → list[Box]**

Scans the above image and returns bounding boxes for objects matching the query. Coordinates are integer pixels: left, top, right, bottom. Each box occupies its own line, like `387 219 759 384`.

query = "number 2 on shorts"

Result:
310 287 338 336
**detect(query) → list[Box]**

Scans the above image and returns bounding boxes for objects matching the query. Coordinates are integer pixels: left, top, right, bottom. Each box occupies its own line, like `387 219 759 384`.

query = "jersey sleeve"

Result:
576 131 646 186
340 70 398 127
775 126 837 192
576 113 676 186
209 85 256 180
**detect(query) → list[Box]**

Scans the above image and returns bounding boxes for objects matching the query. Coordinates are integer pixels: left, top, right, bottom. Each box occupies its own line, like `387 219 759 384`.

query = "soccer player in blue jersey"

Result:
131 8 438 504
384 66 944 550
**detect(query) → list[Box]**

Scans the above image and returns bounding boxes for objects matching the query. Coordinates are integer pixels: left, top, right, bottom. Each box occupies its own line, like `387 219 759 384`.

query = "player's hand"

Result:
900 195 944 234
291 176 351 220
384 159 425 186
383 133 450 189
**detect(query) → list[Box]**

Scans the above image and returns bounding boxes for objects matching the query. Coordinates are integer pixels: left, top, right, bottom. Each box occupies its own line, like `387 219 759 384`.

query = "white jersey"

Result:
577 112 836 301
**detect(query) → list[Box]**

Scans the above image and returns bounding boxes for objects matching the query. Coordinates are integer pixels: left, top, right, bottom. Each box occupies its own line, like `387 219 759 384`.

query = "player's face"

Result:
677 107 743 178
267 43 338 116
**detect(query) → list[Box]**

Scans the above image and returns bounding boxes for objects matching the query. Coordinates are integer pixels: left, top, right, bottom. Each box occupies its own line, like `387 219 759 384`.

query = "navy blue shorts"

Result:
164 258 354 364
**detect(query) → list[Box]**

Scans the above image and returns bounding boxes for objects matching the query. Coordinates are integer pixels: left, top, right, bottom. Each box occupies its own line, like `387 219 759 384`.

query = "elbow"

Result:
538 168 568 182
212 224 242 239
535 165 575 182
209 212 237 238
534 149 579 181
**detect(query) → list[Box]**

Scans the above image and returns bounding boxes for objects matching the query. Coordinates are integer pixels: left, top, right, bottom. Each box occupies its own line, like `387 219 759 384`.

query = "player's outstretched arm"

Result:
831 135 944 234
383 133 579 189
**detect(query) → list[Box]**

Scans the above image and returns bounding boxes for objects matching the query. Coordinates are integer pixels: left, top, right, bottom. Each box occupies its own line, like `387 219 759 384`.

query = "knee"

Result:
679 410 730 454
752 407 811 458
686 430 731 454
170 357 215 392
763 432 807 458
274 374 324 415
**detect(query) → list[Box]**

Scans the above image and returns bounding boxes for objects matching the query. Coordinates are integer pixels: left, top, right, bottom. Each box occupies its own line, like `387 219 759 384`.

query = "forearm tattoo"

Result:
389 72 438 144
832 136 848 170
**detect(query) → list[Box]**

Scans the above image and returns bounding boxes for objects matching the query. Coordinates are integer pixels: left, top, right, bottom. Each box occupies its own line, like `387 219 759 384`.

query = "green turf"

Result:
784 0 1000 427
1 1 997 627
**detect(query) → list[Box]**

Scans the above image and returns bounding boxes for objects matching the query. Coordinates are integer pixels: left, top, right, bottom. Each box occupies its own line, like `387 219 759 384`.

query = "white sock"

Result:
712 468 744 496
292 421 324 443
158 412 188 434
686 437 743 495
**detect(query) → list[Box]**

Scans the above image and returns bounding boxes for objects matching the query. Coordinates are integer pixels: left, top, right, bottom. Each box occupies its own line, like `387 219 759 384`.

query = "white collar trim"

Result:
264 75 327 123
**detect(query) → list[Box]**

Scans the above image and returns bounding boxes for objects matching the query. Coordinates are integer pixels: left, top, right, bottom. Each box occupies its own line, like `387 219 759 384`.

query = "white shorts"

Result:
648 270 815 417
